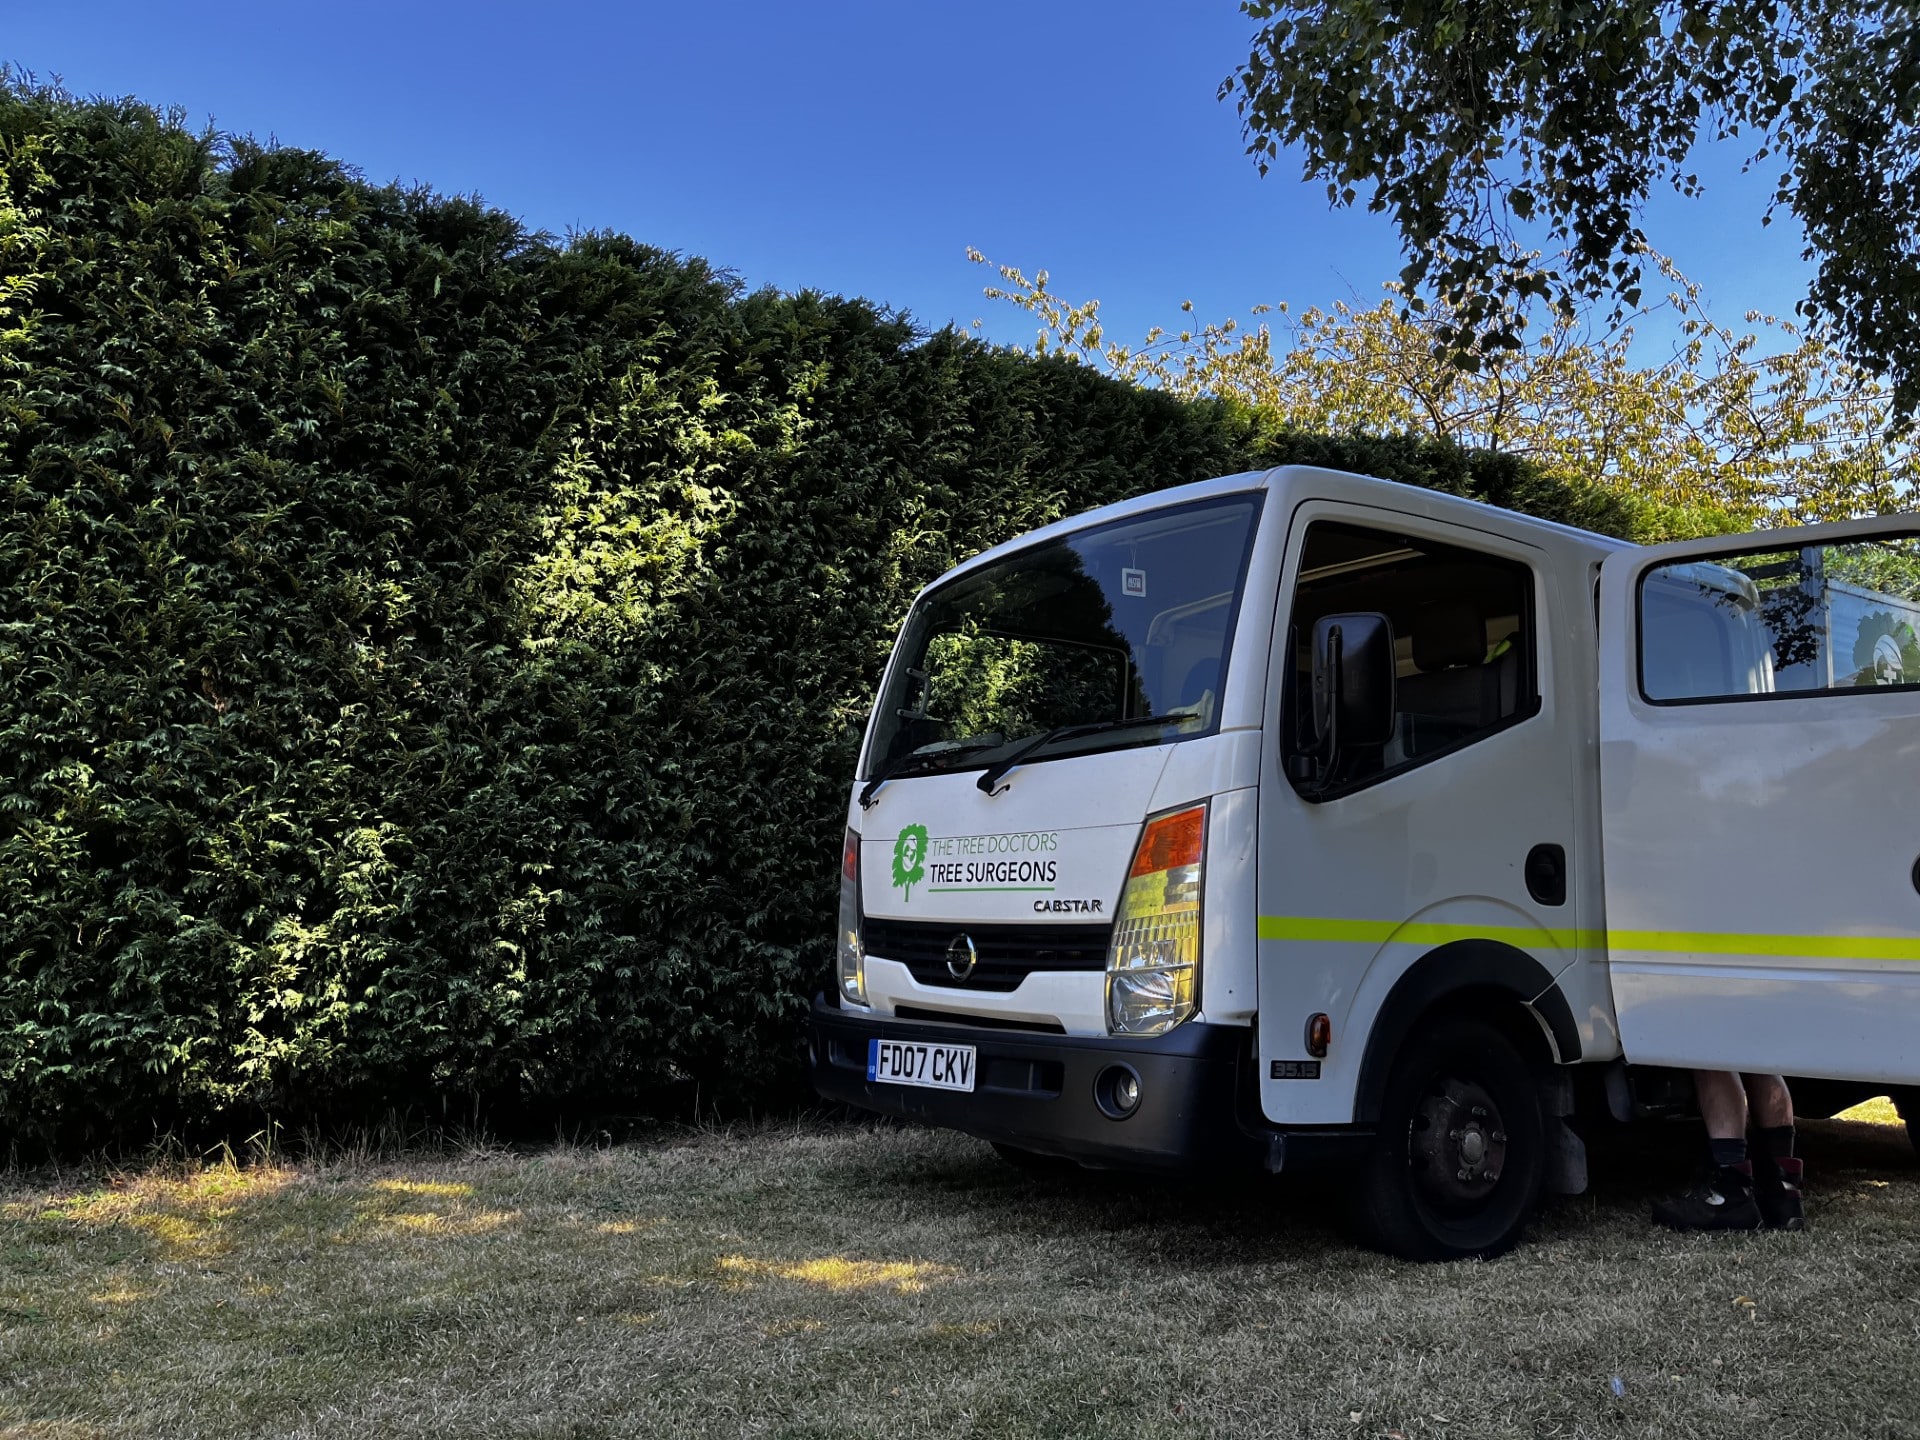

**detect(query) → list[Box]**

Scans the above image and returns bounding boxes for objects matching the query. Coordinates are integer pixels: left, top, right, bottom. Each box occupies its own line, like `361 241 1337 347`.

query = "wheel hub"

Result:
1407 1076 1509 1210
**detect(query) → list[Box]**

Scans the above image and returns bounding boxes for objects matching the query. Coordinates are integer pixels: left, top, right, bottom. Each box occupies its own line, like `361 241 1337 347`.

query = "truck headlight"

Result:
837 826 867 1006
1106 803 1204 1036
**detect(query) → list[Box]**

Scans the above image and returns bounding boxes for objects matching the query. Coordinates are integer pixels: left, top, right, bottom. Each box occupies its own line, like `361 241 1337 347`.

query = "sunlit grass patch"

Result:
376 1207 521 1237
14 1164 297 1261
715 1254 961 1294
125 1211 222 1259
335 1170 530 1244
84 1282 155 1306
369 1178 474 1198
1834 1095 1902 1126
28 1189 147 1227
594 1218 663 1235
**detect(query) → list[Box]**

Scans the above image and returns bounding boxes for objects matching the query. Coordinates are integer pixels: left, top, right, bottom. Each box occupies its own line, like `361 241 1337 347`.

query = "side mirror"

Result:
1309 612 1396 754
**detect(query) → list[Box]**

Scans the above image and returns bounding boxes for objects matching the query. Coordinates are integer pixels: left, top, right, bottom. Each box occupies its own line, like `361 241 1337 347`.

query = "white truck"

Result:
807 465 1920 1259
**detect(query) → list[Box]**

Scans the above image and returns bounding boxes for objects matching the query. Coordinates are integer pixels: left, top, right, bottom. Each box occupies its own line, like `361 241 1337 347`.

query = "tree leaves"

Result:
1222 1 1920 420
973 247 1915 525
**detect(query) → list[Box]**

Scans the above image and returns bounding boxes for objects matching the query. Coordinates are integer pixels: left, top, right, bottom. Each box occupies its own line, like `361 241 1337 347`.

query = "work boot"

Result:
1752 1153 1808 1232
1652 1162 1761 1231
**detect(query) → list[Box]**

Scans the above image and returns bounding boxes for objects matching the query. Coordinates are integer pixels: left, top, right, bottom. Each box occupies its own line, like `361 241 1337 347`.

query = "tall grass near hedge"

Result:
0 84 1720 1146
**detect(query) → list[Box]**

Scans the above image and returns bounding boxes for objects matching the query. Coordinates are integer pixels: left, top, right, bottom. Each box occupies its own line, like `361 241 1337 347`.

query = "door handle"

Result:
1526 844 1567 907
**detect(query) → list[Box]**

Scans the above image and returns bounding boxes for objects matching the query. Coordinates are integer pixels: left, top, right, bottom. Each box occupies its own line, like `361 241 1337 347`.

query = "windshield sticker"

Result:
891 824 930 901
1122 567 1147 598
887 826 1063 902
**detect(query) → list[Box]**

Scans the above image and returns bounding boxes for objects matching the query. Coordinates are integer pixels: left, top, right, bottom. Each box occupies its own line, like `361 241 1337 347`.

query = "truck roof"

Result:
930 464 1635 597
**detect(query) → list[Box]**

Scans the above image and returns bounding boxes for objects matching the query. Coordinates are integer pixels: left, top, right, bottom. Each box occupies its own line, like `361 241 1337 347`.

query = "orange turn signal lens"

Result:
1305 1012 1331 1058
842 827 860 882
1129 805 1205 877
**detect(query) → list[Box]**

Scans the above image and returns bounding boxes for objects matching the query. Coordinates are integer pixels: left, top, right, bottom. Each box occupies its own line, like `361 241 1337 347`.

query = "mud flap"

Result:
1539 1067 1588 1196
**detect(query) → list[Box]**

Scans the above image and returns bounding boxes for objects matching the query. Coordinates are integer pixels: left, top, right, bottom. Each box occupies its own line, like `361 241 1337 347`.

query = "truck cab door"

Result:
1256 503 1587 1127
1597 517 1920 1084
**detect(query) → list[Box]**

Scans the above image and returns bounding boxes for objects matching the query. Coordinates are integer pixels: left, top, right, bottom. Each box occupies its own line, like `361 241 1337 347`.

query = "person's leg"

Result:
1653 1071 1760 1231
1743 1073 1806 1231
1697 1070 1750 1146
1743 1073 1792 1129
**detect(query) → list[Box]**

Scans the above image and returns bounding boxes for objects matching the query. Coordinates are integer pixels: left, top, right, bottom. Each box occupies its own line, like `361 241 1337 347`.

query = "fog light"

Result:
1095 1064 1143 1120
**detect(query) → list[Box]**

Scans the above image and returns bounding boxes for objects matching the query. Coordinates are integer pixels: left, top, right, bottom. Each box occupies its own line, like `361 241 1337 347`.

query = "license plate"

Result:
867 1038 977 1092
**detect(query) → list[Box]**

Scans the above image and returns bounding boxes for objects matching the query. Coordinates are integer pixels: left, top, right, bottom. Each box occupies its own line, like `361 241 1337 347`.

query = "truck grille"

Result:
862 918 1111 993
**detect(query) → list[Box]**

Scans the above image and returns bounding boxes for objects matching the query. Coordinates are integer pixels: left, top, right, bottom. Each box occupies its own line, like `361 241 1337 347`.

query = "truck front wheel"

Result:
1355 1015 1546 1261
1892 1088 1920 1157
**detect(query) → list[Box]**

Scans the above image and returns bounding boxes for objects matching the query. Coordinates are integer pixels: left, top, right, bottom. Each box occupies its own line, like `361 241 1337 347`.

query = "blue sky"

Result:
8 2 1814 359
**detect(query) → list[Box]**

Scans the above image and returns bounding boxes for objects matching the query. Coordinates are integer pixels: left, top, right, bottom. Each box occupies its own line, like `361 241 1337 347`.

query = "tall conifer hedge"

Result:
0 84 1712 1145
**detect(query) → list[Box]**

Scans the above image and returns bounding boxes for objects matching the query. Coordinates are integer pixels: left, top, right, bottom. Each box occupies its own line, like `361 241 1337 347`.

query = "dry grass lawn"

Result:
3 1104 1918 1439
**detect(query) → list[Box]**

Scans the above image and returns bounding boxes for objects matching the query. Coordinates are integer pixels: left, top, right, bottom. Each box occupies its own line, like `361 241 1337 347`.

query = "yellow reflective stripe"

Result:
1257 916 1920 962
1607 930 1920 962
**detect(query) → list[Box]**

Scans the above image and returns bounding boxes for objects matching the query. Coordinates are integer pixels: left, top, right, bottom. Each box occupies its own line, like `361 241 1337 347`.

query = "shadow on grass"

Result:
10 1110 1914 1290
799 1107 1920 1266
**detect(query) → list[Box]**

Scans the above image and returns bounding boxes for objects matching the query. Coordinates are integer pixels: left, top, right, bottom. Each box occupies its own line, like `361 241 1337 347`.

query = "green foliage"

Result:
1222 2 1920 420
971 250 1914 525
0 81 1722 1147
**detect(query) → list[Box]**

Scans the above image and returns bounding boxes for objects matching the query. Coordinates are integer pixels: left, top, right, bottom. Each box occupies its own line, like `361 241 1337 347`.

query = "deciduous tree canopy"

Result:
1222 2 1920 417
971 250 1913 524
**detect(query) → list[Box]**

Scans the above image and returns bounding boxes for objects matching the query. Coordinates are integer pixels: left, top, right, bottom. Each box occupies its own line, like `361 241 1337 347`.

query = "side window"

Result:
1640 534 1920 702
1283 521 1539 792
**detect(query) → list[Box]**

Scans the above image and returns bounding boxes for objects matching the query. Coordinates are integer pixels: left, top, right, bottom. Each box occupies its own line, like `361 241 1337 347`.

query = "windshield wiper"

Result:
976 711 1199 797
858 737 1004 810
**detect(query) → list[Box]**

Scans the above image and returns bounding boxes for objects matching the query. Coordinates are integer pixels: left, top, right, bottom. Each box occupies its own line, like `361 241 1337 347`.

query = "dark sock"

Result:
1758 1124 1796 1160
1708 1137 1748 1168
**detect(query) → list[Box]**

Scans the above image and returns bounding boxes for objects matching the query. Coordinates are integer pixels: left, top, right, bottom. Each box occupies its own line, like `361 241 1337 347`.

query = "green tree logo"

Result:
891 824 929 901
1851 613 1920 686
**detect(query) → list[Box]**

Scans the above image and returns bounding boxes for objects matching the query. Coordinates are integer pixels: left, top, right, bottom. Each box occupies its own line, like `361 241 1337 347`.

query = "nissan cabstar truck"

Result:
807 465 1920 1259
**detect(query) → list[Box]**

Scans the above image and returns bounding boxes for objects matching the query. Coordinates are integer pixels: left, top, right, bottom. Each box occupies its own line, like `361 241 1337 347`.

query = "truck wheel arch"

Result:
1352 939 1581 1124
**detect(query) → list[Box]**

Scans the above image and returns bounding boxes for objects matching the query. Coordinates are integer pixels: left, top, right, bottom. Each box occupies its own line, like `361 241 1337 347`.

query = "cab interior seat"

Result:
1393 602 1521 755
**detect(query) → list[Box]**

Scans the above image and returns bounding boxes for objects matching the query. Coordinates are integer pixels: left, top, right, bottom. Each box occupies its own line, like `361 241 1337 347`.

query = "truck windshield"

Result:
867 493 1263 780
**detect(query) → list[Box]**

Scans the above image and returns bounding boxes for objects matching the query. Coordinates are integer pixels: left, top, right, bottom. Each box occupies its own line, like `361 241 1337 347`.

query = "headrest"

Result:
1412 603 1485 671
1177 658 1219 707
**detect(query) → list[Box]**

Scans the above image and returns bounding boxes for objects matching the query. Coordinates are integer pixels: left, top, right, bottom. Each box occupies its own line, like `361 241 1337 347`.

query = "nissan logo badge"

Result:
945 932 978 982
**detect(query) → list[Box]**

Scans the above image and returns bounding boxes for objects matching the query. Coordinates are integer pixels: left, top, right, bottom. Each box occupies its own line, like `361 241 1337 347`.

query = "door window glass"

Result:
1639 534 1920 702
1283 521 1539 792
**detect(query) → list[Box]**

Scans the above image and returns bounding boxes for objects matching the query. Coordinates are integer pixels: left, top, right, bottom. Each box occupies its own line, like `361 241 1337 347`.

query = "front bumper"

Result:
810 995 1364 1172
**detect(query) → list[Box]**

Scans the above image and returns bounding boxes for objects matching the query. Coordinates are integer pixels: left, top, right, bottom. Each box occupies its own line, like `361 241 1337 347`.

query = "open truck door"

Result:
1597 517 1920 1083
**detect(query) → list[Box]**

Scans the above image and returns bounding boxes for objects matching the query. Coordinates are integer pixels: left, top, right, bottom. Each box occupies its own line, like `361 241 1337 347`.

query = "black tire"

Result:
1892 1089 1920 1157
1355 1015 1546 1261
989 1141 1081 1176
